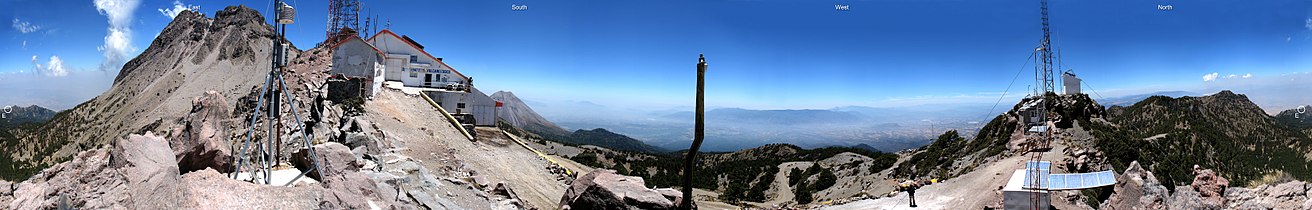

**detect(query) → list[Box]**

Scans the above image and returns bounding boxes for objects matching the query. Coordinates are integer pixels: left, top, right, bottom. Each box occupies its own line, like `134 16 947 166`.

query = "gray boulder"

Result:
1190 167 1229 207
111 132 187 209
291 142 360 180
1225 181 1310 210
170 90 234 173
1100 161 1169 209
344 132 383 156
559 170 675 210
320 171 389 209
179 168 323 209
9 133 183 209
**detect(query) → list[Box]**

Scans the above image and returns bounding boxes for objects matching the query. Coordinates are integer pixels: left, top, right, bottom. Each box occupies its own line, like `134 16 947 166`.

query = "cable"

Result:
976 48 1039 134
1081 79 1106 102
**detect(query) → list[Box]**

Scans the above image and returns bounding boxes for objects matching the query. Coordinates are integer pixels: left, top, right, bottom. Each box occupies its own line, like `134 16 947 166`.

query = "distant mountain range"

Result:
567 128 667 154
661 108 867 125
1098 90 1196 107
492 91 666 154
1099 90 1312 186
491 91 572 139
1 105 57 148
2 105 56 125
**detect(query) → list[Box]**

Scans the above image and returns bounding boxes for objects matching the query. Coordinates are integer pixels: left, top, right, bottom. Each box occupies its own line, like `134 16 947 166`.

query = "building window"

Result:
410 71 418 78
457 103 465 109
410 55 418 63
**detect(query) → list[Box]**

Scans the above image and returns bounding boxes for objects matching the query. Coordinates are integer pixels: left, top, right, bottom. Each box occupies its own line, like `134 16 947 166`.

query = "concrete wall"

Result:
331 38 382 78
423 87 497 126
331 38 384 98
1003 189 1050 210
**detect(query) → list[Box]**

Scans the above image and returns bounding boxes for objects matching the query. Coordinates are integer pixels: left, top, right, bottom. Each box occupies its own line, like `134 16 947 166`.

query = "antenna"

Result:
1028 0 1057 209
230 0 324 186
326 0 362 43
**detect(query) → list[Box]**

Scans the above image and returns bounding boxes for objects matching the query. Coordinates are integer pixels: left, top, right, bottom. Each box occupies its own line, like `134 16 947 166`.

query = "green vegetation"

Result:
891 129 1004 180
0 117 66 181
789 163 837 204
560 143 897 203
1091 93 1312 188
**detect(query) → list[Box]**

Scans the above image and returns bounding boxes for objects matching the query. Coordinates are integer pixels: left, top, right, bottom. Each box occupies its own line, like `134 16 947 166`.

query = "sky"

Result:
2 0 1311 111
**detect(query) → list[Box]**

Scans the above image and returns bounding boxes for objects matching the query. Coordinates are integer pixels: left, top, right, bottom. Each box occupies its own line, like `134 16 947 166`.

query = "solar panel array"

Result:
1022 161 1050 189
1048 171 1116 190
1020 161 1116 190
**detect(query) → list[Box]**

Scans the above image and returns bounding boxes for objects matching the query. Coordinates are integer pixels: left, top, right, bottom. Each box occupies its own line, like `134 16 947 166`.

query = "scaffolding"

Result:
1028 0 1057 209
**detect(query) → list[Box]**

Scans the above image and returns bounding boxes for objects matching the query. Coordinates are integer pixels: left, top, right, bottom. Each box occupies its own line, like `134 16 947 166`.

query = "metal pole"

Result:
680 54 707 210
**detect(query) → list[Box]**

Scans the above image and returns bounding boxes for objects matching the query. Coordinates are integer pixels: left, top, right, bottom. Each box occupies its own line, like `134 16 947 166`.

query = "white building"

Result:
424 88 499 126
1003 168 1051 210
329 35 386 98
1062 71 1081 95
329 29 498 126
1003 161 1115 210
367 30 468 90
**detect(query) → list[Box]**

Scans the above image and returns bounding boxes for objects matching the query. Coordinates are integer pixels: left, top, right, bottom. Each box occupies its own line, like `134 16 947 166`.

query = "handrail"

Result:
418 91 475 141
501 130 574 176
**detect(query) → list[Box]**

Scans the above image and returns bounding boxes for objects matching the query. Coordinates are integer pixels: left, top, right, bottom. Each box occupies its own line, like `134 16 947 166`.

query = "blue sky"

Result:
3 0 1311 110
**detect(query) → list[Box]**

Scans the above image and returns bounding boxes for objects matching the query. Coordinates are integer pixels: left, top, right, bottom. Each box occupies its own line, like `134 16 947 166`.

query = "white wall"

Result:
330 38 381 78
331 38 385 98
426 88 498 126
371 33 466 89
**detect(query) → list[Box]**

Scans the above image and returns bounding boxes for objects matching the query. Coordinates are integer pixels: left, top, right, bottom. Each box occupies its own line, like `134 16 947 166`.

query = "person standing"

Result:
901 180 919 208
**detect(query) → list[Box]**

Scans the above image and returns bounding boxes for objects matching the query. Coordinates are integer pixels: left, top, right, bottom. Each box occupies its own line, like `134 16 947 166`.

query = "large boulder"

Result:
8 148 122 209
179 168 324 209
319 171 389 209
1189 166 1229 207
559 170 676 210
291 142 361 180
111 132 187 209
343 132 383 156
1100 161 1169 209
169 90 234 173
1225 181 1310 210
9 132 183 209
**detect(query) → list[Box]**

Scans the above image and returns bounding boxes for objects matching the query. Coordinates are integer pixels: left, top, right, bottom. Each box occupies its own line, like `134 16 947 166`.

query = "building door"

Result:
424 74 432 87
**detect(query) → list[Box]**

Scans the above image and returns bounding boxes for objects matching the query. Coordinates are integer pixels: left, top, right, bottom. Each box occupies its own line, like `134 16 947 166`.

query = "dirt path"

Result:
365 90 568 209
824 142 1073 209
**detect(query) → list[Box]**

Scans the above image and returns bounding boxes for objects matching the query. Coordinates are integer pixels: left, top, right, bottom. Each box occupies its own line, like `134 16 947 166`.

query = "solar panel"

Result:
1022 161 1051 189
1045 170 1116 190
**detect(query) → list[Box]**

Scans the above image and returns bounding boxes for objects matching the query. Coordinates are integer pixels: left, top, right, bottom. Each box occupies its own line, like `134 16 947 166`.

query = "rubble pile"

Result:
1101 162 1312 209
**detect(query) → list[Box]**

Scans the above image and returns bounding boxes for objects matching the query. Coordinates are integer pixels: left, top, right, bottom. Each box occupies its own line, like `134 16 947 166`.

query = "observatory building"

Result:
1062 71 1081 95
330 29 498 126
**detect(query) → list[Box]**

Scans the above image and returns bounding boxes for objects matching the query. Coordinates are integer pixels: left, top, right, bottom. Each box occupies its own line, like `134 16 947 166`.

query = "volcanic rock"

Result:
170 90 234 173
559 170 675 210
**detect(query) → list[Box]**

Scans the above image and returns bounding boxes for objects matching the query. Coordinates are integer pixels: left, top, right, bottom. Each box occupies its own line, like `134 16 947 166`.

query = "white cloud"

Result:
1306 18 1312 31
30 55 69 77
11 18 40 34
158 0 200 19
1242 73 1253 79
94 0 141 72
21 40 26 50
1226 74 1238 79
1203 72 1219 82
